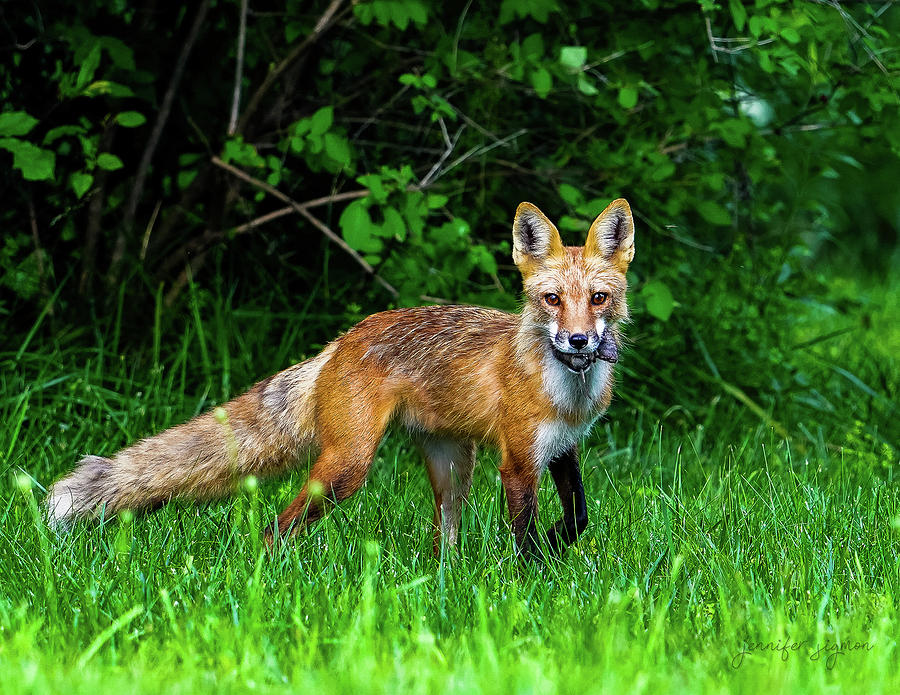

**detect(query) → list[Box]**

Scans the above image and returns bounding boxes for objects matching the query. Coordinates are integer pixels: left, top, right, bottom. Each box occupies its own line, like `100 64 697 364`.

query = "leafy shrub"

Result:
1 0 896 446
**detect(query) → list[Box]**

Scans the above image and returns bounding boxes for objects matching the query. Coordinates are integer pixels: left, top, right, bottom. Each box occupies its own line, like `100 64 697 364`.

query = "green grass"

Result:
1 276 897 694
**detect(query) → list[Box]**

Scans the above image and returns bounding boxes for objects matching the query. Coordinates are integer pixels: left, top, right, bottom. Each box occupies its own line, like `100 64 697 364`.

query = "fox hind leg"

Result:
267 397 393 542
421 437 475 556
268 445 376 541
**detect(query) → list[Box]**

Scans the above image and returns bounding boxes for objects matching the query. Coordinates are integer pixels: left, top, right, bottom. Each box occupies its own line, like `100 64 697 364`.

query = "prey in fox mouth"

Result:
551 326 618 379
550 320 619 380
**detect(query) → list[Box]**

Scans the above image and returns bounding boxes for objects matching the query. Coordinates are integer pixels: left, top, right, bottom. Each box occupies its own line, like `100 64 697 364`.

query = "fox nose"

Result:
569 333 588 350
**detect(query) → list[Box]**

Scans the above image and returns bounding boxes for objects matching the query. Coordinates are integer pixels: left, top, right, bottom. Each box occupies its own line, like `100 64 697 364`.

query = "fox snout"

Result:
569 333 588 349
550 325 618 371
552 327 600 354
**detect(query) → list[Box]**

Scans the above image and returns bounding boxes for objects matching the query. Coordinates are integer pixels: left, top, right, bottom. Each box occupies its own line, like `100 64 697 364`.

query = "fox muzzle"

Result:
551 329 617 373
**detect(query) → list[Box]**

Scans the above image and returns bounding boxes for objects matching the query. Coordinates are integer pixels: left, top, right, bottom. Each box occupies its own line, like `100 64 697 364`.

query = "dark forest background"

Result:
1 0 897 456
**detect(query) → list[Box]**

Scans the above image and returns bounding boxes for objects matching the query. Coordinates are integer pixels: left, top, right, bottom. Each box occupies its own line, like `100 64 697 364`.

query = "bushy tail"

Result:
46 348 333 527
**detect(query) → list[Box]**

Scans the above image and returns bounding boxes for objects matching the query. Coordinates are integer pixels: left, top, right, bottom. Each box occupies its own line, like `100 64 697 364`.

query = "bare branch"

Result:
235 0 345 135
705 16 719 64
228 0 249 135
419 120 464 188
295 206 399 298
159 189 376 282
211 156 398 297
231 206 295 235
140 201 162 262
28 198 51 310
111 0 212 288
165 248 210 307
436 128 527 183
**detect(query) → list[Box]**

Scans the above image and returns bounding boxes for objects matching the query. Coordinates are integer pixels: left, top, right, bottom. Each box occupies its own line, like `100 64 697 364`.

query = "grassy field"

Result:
1 275 897 693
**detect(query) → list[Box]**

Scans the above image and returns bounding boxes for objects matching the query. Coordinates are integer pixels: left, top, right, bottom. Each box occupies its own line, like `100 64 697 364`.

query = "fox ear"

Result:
584 198 635 270
512 202 564 275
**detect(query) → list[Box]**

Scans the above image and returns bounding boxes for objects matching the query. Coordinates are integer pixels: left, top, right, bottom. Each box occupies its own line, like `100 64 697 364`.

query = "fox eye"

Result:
591 292 609 306
544 293 561 306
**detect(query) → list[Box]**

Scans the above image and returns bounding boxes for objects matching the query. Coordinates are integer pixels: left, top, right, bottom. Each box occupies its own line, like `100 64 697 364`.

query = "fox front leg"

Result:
498 449 544 561
545 446 589 555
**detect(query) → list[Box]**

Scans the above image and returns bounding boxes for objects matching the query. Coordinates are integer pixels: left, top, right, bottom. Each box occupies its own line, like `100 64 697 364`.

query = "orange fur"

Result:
47 199 636 559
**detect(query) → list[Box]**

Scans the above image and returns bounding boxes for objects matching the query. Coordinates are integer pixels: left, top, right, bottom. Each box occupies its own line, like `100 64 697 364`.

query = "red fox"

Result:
47 199 635 558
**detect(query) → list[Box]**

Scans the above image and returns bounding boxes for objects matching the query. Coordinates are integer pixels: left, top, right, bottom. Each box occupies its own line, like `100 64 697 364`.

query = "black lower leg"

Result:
499 466 544 561
510 488 543 560
546 446 588 555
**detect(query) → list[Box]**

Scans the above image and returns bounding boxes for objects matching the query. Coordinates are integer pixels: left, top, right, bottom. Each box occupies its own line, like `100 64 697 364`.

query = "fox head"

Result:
512 199 635 373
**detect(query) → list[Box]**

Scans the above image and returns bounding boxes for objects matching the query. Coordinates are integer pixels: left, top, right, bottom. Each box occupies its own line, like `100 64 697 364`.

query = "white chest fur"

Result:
532 417 599 469
532 353 611 468
541 350 612 416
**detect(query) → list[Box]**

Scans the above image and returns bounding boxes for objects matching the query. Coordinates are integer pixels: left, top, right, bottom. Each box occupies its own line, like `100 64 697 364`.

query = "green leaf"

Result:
500 0 559 24
577 74 599 96
76 43 102 92
558 183 582 206
559 46 587 71
354 3 374 25
748 15 766 38
715 118 752 148
381 206 406 241
285 22 304 44
288 136 304 154
0 138 56 181
177 169 198 190
306 133 323 155
292 118 312 138
558 215 584 231
309 106 334 137
531 67 552 98
0 111 38 137
703 172 726 192
618 86 638 109
178 154 202 168
115 111 146 128
471 245 497 275
426 194 448 209
43 125 85 144
405 1 429 26
729 0 747 31
99 37 136 71
339 200 382 253
323 132 351 168
649 160 676 182
357 173 388 203
27 148 57 180
697 200 731 226
70 171 93 198
0 249 44 299
82 81 135 98
403 190 427 238
642 280 674 321
522 34 544 60
96 153 124 171
223 138 265 167
781 27 800 44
